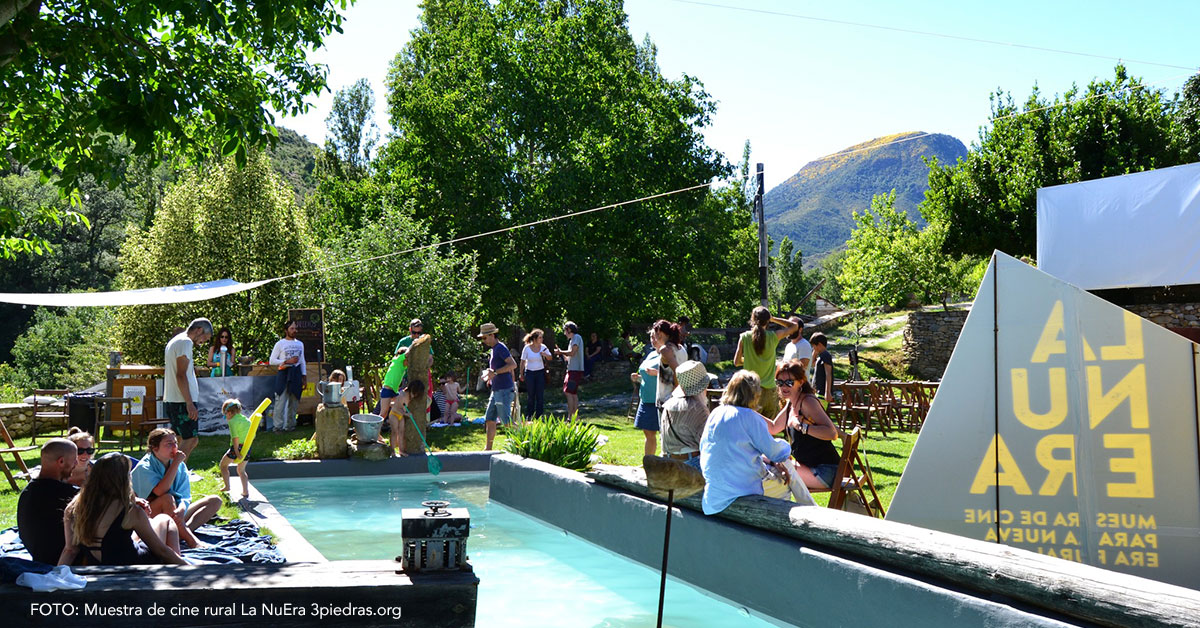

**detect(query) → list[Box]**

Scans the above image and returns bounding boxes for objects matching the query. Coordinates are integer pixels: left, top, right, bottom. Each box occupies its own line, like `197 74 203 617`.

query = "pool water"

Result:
254 473 787 628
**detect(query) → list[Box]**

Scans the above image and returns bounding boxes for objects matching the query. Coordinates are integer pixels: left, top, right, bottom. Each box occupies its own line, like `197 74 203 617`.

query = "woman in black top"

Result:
771 360 842 489
58 453 187 566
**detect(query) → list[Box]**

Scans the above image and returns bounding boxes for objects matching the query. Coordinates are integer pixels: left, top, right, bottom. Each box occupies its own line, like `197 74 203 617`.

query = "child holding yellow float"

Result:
219 398 251 497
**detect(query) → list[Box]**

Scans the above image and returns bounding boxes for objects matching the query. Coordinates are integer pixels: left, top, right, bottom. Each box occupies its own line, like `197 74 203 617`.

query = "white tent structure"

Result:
1037 161 1200 290
887 252 1200 589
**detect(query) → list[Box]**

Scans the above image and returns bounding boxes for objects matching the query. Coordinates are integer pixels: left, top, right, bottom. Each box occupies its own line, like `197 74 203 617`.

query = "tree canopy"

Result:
0 0 351 256
380 0 751 333
922 67 1195 258
115 150 319 364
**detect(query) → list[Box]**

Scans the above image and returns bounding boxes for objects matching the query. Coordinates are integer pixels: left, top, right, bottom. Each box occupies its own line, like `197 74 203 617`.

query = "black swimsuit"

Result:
80 508 150 565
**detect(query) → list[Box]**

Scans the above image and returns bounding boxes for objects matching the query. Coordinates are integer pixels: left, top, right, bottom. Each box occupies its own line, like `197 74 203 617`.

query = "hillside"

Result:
763 132 967 261
269 127 319 203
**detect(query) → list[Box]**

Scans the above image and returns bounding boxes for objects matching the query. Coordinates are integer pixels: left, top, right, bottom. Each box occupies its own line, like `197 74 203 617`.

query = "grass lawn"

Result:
2 368 917 528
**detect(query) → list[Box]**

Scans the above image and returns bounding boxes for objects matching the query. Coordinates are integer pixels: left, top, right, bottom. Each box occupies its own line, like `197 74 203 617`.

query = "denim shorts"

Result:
633 402 658 431
484 387 515 424
810 463 839 488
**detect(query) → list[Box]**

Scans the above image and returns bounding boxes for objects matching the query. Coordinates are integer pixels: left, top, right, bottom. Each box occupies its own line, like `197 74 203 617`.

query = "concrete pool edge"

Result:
487 454 1200 628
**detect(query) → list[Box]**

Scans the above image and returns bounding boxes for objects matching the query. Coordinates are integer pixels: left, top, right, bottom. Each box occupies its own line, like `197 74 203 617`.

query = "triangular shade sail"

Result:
887 251 1200 590
0 278 275 307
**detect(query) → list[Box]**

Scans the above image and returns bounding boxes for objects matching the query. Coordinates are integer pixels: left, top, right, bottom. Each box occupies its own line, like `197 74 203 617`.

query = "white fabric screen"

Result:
0 278 274 307
1037 161 1200 290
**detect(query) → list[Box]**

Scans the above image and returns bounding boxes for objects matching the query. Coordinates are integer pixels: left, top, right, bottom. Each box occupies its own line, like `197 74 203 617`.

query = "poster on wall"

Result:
123 386 146 416
195 376 277 435
887 252 1200 590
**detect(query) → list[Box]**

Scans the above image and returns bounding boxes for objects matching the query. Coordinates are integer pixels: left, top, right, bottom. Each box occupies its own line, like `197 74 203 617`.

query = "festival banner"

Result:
887 252 1200 589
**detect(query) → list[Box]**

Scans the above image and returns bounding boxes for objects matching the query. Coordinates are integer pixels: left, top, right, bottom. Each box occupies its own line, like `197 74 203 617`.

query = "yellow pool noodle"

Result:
234 397 271 464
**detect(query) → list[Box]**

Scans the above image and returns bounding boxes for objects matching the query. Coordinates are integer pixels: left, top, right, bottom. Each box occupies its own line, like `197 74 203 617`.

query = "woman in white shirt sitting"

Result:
519 329 553 419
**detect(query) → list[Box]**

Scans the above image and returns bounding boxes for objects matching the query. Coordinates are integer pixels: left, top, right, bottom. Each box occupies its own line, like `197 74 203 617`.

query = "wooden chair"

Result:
891 382 924 431
30 389 70 444
867 380 898 434
0 415 37 490
93 397 135 453
839 382 889 435
823 382 846 427
809 426 886 518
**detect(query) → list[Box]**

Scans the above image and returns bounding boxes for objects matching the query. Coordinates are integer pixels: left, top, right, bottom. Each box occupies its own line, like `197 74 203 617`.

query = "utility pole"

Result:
755 163 768 307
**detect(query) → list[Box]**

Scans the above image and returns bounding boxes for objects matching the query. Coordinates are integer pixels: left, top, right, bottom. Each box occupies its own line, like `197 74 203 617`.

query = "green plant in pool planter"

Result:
504 413 599 471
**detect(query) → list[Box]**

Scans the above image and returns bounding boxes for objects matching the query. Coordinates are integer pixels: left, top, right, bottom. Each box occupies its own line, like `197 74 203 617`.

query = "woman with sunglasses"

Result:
207 327 237 377
772 359 841 489
65 427 95 487
58 452 187 566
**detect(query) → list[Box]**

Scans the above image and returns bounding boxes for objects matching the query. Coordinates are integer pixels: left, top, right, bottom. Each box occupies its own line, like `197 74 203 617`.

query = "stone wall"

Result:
0 403 64 440
902 309 970 381
1124 302 1200 330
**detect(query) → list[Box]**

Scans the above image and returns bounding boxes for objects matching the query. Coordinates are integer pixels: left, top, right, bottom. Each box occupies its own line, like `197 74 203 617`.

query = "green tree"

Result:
0 0 352 257
839 192 921 309
324 79 379 178
320 202 481 376
1177 73 1200 162
10 307 93 389
923 66 1188 258
769 236 808 314
381 0 740 333
115 151 319 364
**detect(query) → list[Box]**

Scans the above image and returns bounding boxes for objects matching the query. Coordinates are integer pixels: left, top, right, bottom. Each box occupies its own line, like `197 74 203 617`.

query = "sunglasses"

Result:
78 447 96 455
775 379 795 388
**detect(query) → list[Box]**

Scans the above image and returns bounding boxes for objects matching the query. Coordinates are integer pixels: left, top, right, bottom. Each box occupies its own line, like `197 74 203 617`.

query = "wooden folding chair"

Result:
891 382 923 431
809 426 886 517
840 382 888 435
867 380 897 434
31 389 70 444
627 377 640 419
93 397 135 453
823 382 846 427
0 415 37 490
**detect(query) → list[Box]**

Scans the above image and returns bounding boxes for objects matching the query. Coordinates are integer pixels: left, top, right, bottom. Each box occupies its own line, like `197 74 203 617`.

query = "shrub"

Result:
504 415 599 471
272 438 317 461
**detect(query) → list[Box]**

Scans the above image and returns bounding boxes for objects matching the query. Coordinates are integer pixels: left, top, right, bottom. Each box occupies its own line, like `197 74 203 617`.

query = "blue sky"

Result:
278 0 1200 191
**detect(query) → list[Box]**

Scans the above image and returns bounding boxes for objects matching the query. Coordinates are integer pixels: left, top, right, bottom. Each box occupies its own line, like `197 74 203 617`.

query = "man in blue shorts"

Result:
478 323 516 450
163 318 212 457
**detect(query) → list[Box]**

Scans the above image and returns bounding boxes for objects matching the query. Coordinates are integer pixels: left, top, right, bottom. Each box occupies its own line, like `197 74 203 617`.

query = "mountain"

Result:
763 132 968 261
269 127 319 204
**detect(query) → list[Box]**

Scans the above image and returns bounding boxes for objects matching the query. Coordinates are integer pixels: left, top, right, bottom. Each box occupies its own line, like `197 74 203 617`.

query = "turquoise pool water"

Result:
254 472 787 628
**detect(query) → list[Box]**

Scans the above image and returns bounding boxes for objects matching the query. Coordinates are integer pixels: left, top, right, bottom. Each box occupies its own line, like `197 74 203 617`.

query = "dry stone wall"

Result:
1124 302 1200 330
902 310 969 381
0 403 65 440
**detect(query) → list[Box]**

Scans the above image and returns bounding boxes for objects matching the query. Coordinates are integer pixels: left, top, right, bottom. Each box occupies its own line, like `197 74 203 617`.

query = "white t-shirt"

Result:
521 344 551 371
164 332 198 403
782 338 813 364
269 338 307 375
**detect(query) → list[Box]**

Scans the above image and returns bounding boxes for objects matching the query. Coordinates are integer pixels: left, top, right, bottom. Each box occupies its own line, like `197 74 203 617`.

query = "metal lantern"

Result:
400 500 471 572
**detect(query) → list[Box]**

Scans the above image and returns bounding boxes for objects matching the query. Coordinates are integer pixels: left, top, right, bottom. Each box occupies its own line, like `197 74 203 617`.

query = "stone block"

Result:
314 403 350 459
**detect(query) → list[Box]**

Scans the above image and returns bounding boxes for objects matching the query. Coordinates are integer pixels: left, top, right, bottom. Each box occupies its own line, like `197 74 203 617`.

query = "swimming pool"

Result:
254 472 791 628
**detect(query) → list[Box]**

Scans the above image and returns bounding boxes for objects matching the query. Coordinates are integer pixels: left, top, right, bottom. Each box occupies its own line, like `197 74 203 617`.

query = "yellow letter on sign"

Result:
1086 364 1149 430
1105 433 1155 498
1011 368 1068 430
1030 301 1066 363
970 435 1033 495
1099 311 1144 361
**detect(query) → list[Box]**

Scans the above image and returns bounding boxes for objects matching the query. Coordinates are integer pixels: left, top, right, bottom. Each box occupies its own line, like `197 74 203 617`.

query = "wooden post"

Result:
755 162 768 308
404 335 432 455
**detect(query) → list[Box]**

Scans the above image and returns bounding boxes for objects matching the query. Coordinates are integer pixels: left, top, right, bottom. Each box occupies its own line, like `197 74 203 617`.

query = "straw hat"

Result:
477 322 499 338
672 360 709 397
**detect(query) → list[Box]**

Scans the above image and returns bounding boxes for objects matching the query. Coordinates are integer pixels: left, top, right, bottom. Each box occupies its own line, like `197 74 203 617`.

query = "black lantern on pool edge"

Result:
399 501 471 572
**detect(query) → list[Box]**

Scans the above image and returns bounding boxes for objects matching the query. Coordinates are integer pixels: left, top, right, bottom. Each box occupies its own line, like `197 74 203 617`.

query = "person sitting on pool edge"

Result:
131 428 221 549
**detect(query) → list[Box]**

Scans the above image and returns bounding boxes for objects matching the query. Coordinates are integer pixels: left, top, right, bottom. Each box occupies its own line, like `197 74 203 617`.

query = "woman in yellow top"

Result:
733 306 798 420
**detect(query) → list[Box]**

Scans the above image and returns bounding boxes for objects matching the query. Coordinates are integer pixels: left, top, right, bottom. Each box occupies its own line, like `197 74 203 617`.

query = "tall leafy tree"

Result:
381 0 745 333
922 66 1188 258
0 0 352 257
115 151 319 364
324 78 379 178
769 236 808 314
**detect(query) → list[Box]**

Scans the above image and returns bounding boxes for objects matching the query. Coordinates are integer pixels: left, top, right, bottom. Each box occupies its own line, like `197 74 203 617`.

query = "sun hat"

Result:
477 322 499 338
672 360 709 398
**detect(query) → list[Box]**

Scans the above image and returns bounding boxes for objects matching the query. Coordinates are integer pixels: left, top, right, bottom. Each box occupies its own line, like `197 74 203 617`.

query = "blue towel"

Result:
275 365 304 399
